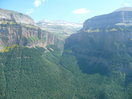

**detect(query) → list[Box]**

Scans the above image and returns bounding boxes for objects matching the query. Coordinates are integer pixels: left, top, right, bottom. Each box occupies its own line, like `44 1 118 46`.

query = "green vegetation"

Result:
27 36 39 42
0 20 38 30
85 29 101 33
0 26 132 99
0 21 17 25
20 24 38 29
0 45 17 52
63 26 132 99
0 44 131 99
0 47 75 99
1 8 132 99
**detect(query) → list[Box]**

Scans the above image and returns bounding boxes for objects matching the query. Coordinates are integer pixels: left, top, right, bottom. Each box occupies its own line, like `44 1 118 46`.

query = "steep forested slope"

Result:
0 46 76 99
0 46 129 99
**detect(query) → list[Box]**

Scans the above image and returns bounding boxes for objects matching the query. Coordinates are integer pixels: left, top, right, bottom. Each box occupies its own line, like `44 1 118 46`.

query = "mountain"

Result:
115 7 132 12
64 7 132 98
37 20 82 36
65 7 132 76
0 8 70 99
0 9 77 99
83 7 132 30
0 9 63 52
0 7 132 99
0 8 34 25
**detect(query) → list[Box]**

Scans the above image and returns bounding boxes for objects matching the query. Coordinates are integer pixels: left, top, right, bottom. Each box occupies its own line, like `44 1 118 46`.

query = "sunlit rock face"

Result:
83 7 132 30
0 9 63 51
0 24 58 48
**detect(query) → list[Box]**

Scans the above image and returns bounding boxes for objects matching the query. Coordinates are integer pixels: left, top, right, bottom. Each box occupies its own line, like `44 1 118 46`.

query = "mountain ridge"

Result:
114 7 132 12
83 7 132 30
0 8 35 25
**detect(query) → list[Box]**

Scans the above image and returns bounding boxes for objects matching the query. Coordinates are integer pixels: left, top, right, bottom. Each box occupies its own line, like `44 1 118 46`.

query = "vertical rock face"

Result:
65 7 132 75
83 7 132 30
0 24 61 50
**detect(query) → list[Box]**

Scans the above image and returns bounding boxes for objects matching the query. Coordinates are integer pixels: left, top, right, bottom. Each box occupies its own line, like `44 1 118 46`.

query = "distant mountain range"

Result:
37 20 82 35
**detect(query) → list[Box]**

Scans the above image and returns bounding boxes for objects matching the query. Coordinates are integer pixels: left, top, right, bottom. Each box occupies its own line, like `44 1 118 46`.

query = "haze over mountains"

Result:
0 7 132 99
37 20 82 35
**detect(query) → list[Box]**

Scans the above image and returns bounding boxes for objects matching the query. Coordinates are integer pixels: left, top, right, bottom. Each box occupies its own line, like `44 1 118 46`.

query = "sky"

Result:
0 0 132 23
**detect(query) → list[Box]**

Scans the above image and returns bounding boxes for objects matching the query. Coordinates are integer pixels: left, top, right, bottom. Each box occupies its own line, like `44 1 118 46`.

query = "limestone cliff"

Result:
0 9 63 51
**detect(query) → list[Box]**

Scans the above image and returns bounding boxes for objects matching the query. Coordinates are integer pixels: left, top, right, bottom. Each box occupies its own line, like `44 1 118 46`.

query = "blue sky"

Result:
1 0 132 22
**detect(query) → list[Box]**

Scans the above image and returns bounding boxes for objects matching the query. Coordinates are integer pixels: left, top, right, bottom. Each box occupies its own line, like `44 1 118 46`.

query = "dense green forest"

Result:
0 44 131 99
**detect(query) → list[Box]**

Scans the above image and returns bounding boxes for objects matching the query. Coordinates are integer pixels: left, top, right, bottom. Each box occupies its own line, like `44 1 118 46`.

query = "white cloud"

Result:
26 8 34 15
26 0 45 15
72 8 90 14
34 0 45 7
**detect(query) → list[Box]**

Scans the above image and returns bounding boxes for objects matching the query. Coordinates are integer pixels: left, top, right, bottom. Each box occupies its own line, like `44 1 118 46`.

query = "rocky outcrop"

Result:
83 7 132 30
0 9 34 25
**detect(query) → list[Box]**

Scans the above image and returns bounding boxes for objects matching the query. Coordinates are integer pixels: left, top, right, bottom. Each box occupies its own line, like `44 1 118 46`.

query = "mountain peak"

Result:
114 7 132 12
0 8 34 25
